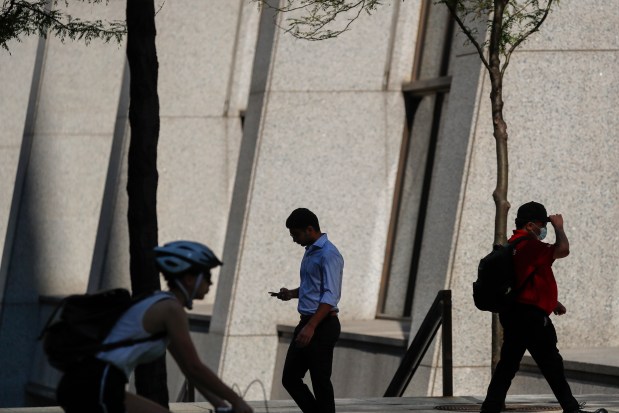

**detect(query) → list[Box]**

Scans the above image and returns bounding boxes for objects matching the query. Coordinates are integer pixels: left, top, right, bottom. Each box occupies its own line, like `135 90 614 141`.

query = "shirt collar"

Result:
510 229 536 241
305 233 328 250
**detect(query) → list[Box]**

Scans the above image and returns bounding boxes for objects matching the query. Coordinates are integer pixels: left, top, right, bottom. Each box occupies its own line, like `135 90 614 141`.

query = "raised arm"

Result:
549 214 570 259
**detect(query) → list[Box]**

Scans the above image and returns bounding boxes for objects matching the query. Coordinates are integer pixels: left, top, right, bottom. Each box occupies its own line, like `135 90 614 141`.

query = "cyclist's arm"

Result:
149 300 252 413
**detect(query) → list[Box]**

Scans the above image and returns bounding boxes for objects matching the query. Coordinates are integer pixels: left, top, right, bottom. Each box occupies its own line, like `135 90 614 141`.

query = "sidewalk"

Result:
1 394 617 413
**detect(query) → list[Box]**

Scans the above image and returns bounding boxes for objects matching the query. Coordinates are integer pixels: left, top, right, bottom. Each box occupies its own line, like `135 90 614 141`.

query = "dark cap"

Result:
516 201 550 224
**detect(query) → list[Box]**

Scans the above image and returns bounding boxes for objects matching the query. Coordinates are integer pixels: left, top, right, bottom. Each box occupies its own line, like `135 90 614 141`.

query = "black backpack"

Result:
39 288 166 371
473 237 536 312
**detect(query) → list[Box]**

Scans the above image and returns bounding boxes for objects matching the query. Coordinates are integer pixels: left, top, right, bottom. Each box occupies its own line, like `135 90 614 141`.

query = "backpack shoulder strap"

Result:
508 236 529 248
95 292 172 353
510 236 538 295
97 331 167 352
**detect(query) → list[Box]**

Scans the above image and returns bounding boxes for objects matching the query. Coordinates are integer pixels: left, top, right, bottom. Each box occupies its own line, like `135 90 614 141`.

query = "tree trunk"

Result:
126 0 168 407
490 66 509 373
489 0 510 373
489 68 510 246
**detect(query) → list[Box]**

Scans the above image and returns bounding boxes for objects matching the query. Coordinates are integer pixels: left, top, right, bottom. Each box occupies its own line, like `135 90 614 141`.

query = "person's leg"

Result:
526 316 579 412
282 321 317 413
481 312 527 413
56 372 99 413
307 316 340 413
57 359 128 413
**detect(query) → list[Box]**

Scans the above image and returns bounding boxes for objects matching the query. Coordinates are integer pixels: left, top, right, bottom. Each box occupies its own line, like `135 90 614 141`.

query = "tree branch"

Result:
501 0 554 76
1 0 125 51
287 0 367 40
444 0 490 70
259 0 378 40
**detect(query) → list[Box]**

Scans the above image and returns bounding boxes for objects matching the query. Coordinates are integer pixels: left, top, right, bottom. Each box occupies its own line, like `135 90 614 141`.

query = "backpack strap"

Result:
93 291 172 352
97 331 167 352
48 331 168 358
508 236 537 297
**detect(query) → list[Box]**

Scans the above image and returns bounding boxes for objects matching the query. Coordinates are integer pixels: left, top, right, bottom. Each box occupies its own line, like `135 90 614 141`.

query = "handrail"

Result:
176 380 195 402
384 289 452 397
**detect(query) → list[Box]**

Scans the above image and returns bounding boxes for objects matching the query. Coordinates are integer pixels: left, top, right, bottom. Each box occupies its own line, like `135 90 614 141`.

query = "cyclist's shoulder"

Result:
143 293 185 333
146 293 183 319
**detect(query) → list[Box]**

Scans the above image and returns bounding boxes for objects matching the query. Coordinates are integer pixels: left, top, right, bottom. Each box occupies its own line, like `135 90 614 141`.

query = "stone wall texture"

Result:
0 0 617 407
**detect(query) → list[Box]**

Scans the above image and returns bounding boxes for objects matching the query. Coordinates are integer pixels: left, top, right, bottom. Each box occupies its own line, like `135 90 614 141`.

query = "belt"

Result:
300 311 338 321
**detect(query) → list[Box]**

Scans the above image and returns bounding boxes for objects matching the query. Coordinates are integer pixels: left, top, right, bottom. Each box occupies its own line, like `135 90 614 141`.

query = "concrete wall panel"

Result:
429 4 619 397
270 3 395 91
157 1 246 117
0 1 126 404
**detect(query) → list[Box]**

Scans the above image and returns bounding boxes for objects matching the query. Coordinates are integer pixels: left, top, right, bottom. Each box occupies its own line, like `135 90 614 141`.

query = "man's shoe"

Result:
563 403 608 413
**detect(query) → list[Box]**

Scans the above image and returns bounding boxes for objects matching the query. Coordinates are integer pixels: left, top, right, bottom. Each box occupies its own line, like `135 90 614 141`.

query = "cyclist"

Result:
56 240 253 413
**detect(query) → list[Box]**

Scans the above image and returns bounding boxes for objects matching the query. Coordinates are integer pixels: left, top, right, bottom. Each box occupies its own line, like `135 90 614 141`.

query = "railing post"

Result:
384 289 453 397
441 290 453 396
176 379 195 402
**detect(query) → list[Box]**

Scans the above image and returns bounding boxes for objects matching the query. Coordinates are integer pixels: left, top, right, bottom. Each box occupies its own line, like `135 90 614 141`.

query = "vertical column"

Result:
0 2 126 404
207 0 409 400
204 2 280 393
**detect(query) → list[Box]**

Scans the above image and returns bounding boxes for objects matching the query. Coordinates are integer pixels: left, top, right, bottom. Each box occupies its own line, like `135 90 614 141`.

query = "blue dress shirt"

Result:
297 233 344 315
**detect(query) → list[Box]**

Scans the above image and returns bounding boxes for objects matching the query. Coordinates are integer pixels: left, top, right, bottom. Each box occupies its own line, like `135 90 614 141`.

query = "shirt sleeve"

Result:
318 250 344 307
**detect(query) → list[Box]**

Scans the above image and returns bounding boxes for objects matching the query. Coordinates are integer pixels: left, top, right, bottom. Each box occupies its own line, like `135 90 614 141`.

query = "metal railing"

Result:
384 289 452 397
177 380 196 402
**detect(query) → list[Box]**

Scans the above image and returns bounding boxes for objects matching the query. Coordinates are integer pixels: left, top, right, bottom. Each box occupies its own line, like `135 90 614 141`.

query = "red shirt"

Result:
509 229 557 315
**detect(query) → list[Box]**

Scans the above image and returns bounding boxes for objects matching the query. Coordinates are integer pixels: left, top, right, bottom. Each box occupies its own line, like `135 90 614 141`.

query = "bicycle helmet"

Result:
154 240 222 278
154 241 222 310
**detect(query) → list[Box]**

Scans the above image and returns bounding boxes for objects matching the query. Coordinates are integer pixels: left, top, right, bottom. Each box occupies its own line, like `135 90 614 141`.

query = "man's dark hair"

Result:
286 208 321 232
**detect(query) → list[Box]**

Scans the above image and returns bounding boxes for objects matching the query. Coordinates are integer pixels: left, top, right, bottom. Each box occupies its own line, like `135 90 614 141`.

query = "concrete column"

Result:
206 1 415 399
0 2 126 404
0 35 41 322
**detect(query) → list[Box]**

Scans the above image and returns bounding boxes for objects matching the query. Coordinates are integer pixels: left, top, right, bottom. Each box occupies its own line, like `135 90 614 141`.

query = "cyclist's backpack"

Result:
473 237 536 312
39 288 165 371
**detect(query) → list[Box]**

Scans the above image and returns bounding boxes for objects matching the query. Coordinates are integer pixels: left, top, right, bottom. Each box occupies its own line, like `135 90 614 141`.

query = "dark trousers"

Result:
482 304 579 413
282 315 341 413
57 358 128 413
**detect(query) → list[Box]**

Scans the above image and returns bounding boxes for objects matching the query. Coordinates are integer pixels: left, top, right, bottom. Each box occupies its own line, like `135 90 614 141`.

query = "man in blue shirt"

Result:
277 208 344 413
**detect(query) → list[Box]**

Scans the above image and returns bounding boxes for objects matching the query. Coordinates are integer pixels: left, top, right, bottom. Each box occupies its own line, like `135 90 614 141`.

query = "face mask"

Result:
538 227 547 240
532 223 547 240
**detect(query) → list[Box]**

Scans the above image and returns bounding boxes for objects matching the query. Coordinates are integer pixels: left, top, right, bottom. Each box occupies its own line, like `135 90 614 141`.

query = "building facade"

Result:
1 0 618 407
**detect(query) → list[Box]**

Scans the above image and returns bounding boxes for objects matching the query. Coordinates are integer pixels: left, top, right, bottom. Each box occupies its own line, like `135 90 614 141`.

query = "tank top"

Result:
96 291 174 378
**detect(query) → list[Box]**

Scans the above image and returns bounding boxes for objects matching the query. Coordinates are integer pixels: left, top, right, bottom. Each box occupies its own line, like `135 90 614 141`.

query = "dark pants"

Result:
482 304 579 413
57 358 128 413
282 315 341 413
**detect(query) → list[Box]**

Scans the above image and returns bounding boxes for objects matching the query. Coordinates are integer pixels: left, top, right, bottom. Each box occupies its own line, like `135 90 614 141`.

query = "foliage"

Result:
0 0 125 51
437 0 557 75
256 0 383 40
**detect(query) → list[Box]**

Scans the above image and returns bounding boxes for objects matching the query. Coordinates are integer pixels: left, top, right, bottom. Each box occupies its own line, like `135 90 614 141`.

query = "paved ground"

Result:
1 394 618 413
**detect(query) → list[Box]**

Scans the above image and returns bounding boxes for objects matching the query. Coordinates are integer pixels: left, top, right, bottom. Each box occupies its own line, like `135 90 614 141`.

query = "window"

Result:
378 0 455 318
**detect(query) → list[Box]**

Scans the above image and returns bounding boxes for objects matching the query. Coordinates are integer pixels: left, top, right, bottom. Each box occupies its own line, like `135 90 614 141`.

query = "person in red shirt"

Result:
481 202 606 413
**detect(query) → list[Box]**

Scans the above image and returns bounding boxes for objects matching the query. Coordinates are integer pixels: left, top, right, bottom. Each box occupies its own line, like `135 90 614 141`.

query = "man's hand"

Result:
548 214 564 229
553 301 567 316
278 288 294 301
295 323 315 348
